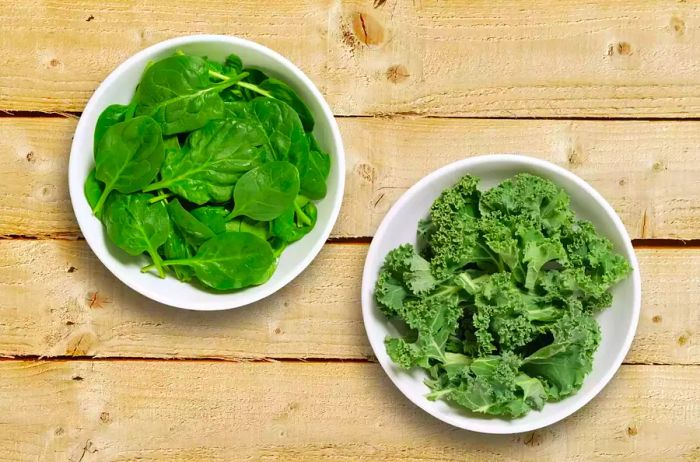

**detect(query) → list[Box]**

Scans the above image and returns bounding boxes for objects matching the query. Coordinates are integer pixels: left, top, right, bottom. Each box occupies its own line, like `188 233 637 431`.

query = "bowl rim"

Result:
361 154 641 434
68 34 346 311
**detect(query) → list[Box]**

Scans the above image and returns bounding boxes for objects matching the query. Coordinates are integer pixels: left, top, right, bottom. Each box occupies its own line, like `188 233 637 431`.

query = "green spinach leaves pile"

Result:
85 52 330 291
375 173 631 417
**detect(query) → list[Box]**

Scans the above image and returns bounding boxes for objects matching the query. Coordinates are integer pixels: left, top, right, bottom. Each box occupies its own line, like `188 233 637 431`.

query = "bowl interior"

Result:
69 36 344 310
361 155 640 434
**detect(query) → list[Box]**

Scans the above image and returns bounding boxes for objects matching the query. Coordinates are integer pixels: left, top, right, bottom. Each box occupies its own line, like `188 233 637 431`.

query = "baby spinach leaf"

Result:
226 161 300 221
135 54 240 135
190 206 230 234
92 116 165 216
226 217 270 242
166 198 215 247
223 101 249 119
143 119 270 204
224 54 243 75
84 168 104 215
94 103 136 145
162 232 275 290
270 199 317 244
299 149 331 200
259 78 315 131
307 132 322 152
161 226 195 282
243 98 309 164
102 192 170 277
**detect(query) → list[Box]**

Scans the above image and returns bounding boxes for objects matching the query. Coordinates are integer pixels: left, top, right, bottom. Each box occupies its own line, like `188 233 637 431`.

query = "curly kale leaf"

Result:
374 172 632 418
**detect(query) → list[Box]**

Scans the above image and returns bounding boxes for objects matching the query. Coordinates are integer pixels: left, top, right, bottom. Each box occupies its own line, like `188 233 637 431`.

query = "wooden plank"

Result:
0 361 697 461
2 117 700 240
0 240 697 365
2 1 700 117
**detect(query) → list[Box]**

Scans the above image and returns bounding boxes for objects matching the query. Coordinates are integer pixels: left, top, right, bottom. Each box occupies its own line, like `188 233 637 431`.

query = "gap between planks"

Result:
0 355 689 367
7 110 700 122
2 234 700 249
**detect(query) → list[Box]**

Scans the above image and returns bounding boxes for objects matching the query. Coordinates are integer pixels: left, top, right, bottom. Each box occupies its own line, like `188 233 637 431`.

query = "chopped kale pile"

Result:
375 173 631 417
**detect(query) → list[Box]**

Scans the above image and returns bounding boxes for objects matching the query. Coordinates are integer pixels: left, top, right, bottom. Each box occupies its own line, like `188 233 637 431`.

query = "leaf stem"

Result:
208 69 230 81
92 187 112 216
148 192 172 204
236 81 272 98
143 180 170 193
207 69 272 98
294 202 312 227
161 259 195 267
144 249 166 278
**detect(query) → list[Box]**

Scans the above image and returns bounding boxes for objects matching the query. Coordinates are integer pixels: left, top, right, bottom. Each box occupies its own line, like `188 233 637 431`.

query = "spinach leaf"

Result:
259 78 315 131
84 168 104 214
226 217 270 241
270 198 317 244
226 161 300 221
166 198 215 247
135 55 240 135
307 132 322 152
222 101 249 119
190 206 230 234
224 98 309 166
161 226 195 282
143 119 270 204
102 192 170 277
224 54 243 75
94 103 136 145
162 232 275 290
299 149 331 200
92 116 164 215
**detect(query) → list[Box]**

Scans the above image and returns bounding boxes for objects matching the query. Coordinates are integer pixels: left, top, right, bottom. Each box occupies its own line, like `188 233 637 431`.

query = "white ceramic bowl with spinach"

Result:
69 35 345 310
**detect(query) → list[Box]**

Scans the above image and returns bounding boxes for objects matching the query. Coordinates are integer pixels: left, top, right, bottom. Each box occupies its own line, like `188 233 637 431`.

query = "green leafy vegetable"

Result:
259 78 315 131
85 51 330 291
84 168 104 213
226 161 300 221
166 198 215 247
161 225 195 282
144 118 270 204
299 149 331 200
102 193 170 278
94 103 136 145
190 206 230 234
92 116 164 215
228 97 309 165
375 173 631 418
135 54 240 135
162 232 275 290
227 217 270 241
270 196 318 243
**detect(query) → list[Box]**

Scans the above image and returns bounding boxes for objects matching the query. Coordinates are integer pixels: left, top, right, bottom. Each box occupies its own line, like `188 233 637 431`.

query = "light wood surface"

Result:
2 1 700 117
0 239 696 365
1 1 699 460
2 117 700 239
0 361 697 461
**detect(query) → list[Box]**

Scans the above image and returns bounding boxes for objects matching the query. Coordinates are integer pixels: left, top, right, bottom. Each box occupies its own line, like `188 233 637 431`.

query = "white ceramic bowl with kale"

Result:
69 35 345 310
361 155 641 434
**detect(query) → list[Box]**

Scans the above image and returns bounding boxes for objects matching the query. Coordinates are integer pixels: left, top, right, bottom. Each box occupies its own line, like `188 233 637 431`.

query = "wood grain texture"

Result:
1 1 700 117
0 361 697 461
2 117 700 239
0 240 696 364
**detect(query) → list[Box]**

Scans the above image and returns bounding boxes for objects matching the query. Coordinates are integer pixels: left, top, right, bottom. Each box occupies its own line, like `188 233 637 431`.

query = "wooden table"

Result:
1 1 699 460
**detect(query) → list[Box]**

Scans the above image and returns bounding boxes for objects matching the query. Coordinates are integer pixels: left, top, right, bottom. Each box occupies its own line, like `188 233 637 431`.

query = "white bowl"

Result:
361 155 641 434
69 35 345 311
